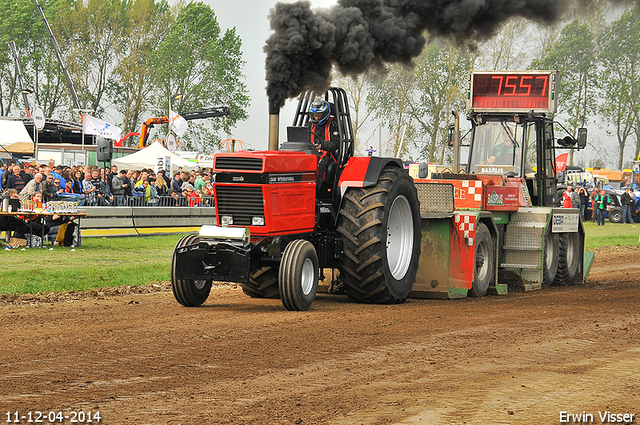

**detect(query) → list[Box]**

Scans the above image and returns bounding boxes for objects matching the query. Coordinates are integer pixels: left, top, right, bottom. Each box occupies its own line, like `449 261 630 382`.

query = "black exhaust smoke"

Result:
264 0 607 112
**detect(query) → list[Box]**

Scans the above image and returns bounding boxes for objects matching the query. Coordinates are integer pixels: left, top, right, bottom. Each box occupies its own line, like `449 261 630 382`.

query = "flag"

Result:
169 109 188 137
83 114 122 141
556 153 569 172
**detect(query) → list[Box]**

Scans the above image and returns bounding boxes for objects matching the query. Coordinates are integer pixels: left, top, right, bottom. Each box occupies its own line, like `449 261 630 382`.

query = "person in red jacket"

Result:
182 183 202 207
562 185 573 208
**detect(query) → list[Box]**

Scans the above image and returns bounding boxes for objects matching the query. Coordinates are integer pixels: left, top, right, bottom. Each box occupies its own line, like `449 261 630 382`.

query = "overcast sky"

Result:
193 0 623 167
201 0 335 151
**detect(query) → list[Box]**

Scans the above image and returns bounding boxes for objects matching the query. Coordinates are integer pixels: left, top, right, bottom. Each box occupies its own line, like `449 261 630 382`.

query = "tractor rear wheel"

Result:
469 222 495 297
337 166 421 304
241 267 279 298
171 235 212 306
541 228 559 288
278 239 319 311
554 232 581 286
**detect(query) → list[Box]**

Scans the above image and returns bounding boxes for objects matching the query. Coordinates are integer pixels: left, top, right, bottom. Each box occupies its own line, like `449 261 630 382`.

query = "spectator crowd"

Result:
0 160 215 208
3 159 640 223
562 181 640 225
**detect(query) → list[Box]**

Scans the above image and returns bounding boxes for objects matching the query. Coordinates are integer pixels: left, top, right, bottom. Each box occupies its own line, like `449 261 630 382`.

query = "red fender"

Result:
338 156 404 195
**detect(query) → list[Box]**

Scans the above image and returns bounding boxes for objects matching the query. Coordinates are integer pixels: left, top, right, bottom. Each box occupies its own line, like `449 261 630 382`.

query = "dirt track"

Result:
1 246 639 425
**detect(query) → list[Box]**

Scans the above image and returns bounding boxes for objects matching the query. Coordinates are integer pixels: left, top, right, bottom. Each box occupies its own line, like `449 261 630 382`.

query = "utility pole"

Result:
32 0 81 111
8 41 31 117
379 122 382 156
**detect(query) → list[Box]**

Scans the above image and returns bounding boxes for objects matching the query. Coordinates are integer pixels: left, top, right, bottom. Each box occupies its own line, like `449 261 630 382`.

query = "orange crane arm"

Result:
137 107 230 149
138 116 169 148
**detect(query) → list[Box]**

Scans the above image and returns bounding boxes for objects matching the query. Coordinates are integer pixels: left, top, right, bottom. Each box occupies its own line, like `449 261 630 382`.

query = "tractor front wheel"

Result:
278 240 319 311
171 235 212 306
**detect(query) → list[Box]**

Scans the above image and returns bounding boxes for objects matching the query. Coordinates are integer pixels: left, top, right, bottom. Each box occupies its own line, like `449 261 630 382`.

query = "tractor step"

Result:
502 246 541 251
500 208 552 285
500 263 541 270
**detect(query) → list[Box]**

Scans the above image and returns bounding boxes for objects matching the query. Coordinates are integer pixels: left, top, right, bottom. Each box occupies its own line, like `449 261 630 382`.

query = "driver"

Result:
308 98 339 189
483 130 516 165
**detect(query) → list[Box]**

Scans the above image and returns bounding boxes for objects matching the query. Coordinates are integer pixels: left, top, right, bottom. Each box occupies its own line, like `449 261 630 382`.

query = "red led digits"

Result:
504 75 518 95
491 75 503 95
471 72 552 111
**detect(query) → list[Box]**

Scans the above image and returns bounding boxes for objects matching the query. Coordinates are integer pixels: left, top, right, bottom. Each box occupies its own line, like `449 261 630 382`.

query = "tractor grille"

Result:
215 185 264 226
215 157 263 171
416 182 455 215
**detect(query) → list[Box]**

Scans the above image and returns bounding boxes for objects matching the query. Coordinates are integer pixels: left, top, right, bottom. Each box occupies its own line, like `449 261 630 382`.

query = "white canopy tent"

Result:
112 142 198 173
0 120 34 155
0 120 34 144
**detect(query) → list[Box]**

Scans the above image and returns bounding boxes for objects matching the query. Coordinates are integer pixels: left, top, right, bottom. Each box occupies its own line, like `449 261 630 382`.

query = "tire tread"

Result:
336 167 420 304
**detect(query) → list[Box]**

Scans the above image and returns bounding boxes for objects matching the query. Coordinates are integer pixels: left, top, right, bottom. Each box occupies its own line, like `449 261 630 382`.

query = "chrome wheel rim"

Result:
386 195 414 280
476 239 489 281
301 258 315 296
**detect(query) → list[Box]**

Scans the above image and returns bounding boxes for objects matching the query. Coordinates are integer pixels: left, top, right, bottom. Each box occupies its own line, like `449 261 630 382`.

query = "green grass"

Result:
0 234 184 295
1 220 638 296
582 220 640 250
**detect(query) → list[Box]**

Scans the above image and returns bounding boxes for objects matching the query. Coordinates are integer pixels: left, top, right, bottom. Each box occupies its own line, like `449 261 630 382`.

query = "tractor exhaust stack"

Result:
269 113 279 151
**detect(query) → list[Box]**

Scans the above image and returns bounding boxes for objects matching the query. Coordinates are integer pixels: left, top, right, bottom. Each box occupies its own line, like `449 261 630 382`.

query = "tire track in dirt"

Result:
1 247 639 424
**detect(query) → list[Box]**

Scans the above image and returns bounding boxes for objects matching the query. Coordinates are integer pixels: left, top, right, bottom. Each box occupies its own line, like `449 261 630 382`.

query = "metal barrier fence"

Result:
80 204 217 238
79 195 214 208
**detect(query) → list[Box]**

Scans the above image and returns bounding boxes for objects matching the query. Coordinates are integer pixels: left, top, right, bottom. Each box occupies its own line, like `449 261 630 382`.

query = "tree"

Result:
367 40 472 162
110 0 173 138
0 0 48 116
412 42 472 163
531 20 597 166
55 0 130 117
475 18 535 71
0 0 250 152
366 64 414 158
597 8 640 168
332 71 375 154
148 1 249 152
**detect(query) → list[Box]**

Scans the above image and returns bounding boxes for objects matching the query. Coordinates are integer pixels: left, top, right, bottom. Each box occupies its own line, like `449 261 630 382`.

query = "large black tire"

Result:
336 166 421 304
240 267 280 298
554 232 581 286
609 208 623 223
171 234 212 306
278 239 319 311
541 228 559 288
468 222 495 297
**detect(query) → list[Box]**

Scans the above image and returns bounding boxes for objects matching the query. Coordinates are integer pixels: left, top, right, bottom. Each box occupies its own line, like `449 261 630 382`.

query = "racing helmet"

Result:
310 98 330 125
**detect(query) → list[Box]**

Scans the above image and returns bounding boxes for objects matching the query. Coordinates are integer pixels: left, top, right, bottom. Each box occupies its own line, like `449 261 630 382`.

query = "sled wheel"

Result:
171 234 212 306
278 240 319 311
469 222 495 297
554 232 581 286
541 228 559 288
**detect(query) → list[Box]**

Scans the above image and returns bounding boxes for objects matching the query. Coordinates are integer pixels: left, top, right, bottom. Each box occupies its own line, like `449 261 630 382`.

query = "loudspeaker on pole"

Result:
96 137 113 162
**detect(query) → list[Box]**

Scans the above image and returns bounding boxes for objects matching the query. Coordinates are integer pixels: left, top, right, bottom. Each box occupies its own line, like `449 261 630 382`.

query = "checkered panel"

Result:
462 180 483 202
455 213 477 246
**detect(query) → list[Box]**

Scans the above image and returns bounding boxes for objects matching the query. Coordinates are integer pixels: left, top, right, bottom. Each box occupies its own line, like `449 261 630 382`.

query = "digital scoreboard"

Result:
467 70 558 114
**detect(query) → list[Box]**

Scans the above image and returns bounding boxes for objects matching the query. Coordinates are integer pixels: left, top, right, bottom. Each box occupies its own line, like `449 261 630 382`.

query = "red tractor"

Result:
172 71 593 309
171 88 422 310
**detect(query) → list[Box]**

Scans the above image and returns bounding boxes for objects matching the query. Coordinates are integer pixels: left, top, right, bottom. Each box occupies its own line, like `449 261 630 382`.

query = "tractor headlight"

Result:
221 215 233 226
252 216 265 226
